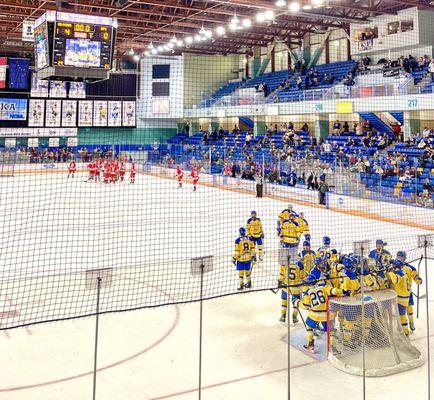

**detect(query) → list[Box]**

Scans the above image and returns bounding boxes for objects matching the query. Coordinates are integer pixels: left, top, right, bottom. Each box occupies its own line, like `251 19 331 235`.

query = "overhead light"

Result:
242 58 248 64
275 0 286 6
157 46 164 52
176 39 184 47
185 36 193 44
204 29 213 38
229 22 238 31
242 18 252 28
199 26 206 35
194 34 202 42
129 48 135 55
133 54 140 62
164 45 171 51
170 35 177 43
256 12 266 23
151 48 157 54
312 0 324 6
289 1 300 12
231 15 240 25
167 42 174 49
144 51 150 56
216 26 226 35
148 42 154 49
303 4 312 9
264 10 274 20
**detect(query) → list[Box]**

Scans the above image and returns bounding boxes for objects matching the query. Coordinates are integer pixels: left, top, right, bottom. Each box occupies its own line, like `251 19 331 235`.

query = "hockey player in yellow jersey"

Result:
246 211 264 261
299 241 316 276
277 204 296 233
394 251 423 332
303 275 348 353
388 259 411 336
278 213 300 287
316 236 339 268
232 228 256 291
279 258 305 324
294 212 310 242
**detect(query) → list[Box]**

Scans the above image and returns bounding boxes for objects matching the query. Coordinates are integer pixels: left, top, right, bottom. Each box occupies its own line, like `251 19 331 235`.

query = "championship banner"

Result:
78 101 93 127
122 101 136 126
22 20 35 42
0 58 7 89
5 138 16 148
28 138 39 148
69 82 86 99
50 81 67 98
28 99 45 127
67 137 78 147
45 100 62 127
93 100 108 127
31 75 49 97
49 137 60 147
108 101 122 126
62 100 77 127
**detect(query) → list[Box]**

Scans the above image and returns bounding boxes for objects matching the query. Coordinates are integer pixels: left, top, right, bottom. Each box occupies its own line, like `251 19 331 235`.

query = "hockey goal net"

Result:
327 289 424 376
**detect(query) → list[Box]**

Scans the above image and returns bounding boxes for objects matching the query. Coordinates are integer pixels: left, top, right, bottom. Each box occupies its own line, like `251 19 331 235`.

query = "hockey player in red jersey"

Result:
119 161 126 181
67 160 77 178
175 166 183 188
130 162 136 183
86 161 95 182
190 168 199 191
110 160 119 183
103 161 111 184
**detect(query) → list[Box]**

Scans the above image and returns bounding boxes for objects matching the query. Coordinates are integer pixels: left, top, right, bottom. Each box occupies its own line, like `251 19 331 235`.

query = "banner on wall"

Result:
0 98 28 120
122 101 136 126
0 58 7 89
108 101 122 126
31 76 49 97
49 137 60 147
45 100 62 127
152 98 170 115
0 127 77 137
8 58 30 90
67 137 78 147
62 100 77 127
69 82 86 99
93 100 108 126
5 138 16 148
49 81 67 98
28 99 45 127
22 20 34 42
28 138 39 148
78 101 93 126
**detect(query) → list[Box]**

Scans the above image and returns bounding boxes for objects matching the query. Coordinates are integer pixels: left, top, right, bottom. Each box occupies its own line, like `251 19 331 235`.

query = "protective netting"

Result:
328 289 424 376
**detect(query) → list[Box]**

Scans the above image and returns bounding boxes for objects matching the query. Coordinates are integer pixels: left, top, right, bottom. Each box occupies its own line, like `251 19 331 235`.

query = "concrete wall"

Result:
183 53 241 108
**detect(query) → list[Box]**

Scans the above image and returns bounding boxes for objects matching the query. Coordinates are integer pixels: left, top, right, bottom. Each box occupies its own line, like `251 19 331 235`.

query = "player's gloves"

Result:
252 256 257 263
232 258 236 266
261 234 264 239
343 290 351 296
277 228 281 236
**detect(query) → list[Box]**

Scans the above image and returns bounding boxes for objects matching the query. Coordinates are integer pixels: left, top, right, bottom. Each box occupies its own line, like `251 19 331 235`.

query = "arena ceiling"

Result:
0 0 433 57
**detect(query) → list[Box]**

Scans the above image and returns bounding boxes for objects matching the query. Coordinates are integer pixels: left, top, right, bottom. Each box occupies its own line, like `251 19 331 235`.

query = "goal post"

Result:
327 290 424 376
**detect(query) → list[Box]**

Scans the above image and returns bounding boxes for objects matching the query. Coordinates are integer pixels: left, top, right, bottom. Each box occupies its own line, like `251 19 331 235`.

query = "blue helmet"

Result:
304 234 311 242
303 241 311 247
397 251 406 260
323 236 331 246
251 210 257 216
341 256 354 269
305 274 317 284
376 239 386 246
239 227 246 236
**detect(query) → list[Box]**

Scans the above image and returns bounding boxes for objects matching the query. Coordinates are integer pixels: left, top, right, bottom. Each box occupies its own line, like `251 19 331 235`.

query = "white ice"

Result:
0 171 432 399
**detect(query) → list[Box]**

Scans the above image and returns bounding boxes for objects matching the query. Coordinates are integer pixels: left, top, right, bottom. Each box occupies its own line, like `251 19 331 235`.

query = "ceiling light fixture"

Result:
185 36 193 44
275 0 286 6
256 12 266 23
216 26 226 35
264 10 274 20
242 18 252 28
289 1 300 12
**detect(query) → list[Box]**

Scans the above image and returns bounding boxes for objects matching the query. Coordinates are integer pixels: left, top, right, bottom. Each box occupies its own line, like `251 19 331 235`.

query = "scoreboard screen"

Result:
53 21 113 69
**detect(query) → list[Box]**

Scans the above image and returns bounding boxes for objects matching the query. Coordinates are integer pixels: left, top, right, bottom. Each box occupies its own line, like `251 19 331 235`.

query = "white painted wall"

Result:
137 55 184 122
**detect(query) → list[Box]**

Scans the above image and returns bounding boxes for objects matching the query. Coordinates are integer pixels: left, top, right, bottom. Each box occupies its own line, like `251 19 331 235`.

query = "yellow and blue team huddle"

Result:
232 204 423 354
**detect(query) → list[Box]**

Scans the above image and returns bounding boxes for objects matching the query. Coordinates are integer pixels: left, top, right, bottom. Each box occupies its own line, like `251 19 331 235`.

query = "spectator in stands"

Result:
333 120 341 134
391 123 403 142
323 73 334 85
301 123 309 132
429 59 434 82
343 73 355 87
342 121 350 133
296 76 303 90
423 127 431 138
288 121 294 130
184 123 190 135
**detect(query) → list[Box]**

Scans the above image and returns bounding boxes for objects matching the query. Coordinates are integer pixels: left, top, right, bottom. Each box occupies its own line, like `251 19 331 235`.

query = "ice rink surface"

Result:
0 171 433 399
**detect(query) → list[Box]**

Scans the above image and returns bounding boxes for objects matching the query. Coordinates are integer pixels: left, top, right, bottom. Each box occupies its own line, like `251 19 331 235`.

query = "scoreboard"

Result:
34 11 117 80
53 21 113 69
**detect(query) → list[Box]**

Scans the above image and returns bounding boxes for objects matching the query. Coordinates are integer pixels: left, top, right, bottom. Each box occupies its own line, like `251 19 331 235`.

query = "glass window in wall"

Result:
387 21 400 35
401 20 414 32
